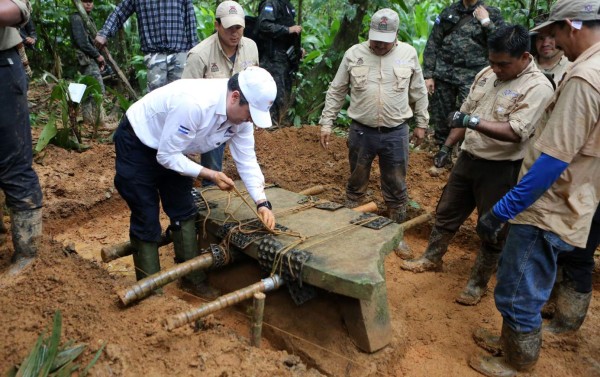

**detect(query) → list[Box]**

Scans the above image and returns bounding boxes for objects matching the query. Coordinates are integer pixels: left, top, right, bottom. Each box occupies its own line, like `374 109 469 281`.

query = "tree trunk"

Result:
297 0 368 121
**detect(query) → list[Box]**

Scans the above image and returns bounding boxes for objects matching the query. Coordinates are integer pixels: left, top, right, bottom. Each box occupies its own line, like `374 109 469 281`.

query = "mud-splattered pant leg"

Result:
0 48 42 211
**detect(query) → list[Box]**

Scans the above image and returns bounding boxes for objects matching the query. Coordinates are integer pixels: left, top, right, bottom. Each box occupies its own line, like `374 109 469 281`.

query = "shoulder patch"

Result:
264 5 273 12
178 125 190 135
435 16 440 24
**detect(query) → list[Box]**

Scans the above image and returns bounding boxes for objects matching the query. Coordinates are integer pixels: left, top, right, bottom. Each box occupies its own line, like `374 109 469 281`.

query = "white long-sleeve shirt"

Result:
126 78 267 202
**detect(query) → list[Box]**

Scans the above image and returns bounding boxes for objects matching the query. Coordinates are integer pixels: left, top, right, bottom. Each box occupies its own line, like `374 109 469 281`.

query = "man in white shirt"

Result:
113 66 276 296
182 1 259 187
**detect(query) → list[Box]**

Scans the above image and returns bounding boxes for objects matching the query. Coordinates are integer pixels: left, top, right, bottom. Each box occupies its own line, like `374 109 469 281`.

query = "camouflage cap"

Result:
532 0 600 31
369 8 399 43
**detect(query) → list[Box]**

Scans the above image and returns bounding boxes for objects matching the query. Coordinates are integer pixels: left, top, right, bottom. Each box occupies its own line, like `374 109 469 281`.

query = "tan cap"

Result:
369 8 399 43
216 1 245 29
531 0 600 31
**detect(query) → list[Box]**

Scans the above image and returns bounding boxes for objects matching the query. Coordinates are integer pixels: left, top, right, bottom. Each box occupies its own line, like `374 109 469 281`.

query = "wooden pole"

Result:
398 212 433 232
250 292 266 348
71 0 138 99
298 185 326 196
118 253 216 306
164 275 284 331
352 201 378 213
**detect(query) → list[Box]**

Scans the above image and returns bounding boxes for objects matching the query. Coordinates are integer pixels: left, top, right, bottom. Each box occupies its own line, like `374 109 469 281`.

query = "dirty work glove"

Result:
434 145 452 168
448 111 470 128
477 210 506 245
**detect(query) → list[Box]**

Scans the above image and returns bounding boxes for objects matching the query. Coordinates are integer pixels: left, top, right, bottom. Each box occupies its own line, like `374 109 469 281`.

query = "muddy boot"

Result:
544 281 592 334
469 323 541 377
400 226 454 272
456 248 500 306
344 198 361 209
389 205 412 258
3 208 43 277
473 327 503 356
171 218 220 299
130 237 160 281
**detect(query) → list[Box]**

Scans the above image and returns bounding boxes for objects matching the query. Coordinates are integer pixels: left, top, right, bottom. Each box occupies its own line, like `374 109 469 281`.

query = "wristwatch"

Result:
257 200 273 211
467 115 480 129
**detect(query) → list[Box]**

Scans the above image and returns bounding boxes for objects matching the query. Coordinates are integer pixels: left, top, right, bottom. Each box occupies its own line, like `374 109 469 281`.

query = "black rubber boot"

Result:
130 237 160 281
469 323 541 377
389 204 412 258
545 280 592 334
473 327 503 356
455 248 500 306
3 208 42 277
171 217 220 299
400 226 454 272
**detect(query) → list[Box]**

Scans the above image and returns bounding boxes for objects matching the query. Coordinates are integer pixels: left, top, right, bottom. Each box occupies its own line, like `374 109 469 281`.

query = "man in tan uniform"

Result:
0 0 43 278
319 8 429 227
400 24 554 307
182 1 259 187
472 1 600 375
533 26 571 85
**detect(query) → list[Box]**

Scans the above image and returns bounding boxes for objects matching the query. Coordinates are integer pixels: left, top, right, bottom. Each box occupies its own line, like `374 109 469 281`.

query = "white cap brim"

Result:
249 105 272 128
369 29 396 43
221 15 245 29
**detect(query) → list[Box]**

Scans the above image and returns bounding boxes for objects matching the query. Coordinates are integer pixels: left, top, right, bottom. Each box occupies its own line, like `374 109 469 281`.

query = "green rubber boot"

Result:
171 217 220 299
130 237 160 281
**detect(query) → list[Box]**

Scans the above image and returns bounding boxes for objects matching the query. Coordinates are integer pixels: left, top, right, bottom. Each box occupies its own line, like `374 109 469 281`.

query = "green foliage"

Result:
6 311 105 377
35 74 102 153
194 2 216 40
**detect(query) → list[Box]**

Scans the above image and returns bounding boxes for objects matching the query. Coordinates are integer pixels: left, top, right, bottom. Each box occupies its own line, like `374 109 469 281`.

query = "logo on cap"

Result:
378 16 389 31
229 5 238 14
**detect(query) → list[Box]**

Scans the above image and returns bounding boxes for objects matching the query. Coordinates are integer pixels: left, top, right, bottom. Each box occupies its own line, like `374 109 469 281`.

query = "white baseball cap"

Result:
216 1 245 29
369 8 399 43
238 67 277 128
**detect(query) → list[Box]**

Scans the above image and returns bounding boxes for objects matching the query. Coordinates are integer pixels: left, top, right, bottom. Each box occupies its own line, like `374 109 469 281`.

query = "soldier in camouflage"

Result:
257 0 302 126
69 0 105 127
423 0 503 165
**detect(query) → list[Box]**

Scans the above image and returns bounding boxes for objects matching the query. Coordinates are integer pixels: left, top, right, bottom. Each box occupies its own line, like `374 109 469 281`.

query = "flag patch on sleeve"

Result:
178 125 190 135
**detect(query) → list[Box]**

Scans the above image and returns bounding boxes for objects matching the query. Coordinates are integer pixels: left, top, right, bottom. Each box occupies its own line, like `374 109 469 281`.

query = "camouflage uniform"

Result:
423 1 503 147
69 12 105 126
257 0 300 125
145 52 187 92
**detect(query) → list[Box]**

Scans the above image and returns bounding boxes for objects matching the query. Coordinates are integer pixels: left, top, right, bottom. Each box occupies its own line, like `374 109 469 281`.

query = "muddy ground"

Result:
0 84 598 376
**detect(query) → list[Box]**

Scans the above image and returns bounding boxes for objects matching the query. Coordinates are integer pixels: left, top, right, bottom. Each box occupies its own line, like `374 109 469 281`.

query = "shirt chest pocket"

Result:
393 67 412 92
350 66 369 91
492 96 517 121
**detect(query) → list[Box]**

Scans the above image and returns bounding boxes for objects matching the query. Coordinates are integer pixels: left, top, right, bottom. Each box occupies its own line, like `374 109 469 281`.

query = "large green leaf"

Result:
35 114 59 153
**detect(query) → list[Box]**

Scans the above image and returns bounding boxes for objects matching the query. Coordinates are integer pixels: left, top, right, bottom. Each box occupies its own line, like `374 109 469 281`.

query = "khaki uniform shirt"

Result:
320 41 429 132
511 42 600 248
460 59 554 161
181 34 258 79
535 55 571 86
0 0 31 50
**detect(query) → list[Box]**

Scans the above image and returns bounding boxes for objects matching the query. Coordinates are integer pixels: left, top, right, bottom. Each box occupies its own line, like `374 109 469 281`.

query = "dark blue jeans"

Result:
346 122 409 209
0 48 42 210
200 143 226 187
495 224 575 332
113 117 196 242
